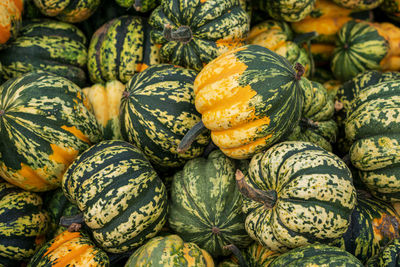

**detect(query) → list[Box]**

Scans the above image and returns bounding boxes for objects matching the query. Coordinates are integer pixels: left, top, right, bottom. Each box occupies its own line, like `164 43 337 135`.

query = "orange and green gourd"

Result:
115 0 158 12
0 72 101 192
332 0 383 10
0 0 23 50
251 0 316 22
82 80 125 140
148 0 249 72
28 230 109 267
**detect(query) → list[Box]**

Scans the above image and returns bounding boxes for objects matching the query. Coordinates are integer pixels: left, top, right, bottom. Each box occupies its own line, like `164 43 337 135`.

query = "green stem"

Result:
294 63 305 80
163 24 193 43
224 244 249 267
178 120 207 153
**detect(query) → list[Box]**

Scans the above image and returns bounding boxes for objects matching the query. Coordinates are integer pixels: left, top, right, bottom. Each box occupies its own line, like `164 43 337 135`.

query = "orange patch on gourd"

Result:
136 63 149 72
61 125 90 143
372 214 400 241
0 0 23 44
182 243 197 266
49 144 79 166
16 163 49 189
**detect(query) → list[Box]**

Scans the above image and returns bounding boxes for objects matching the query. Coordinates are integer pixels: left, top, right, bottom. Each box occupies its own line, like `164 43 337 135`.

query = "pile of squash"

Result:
1 0 400 266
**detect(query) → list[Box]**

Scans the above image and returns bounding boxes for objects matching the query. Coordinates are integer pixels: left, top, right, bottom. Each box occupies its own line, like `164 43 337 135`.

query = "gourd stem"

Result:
236 170 276 209
178 120 207 153
202 141 217 157
293 31 318 45
134 0 142 11
163 24 193 43
59 213 84 227
335 100 343 112
294 63 305 80
300 118 319 130
224 244 249 267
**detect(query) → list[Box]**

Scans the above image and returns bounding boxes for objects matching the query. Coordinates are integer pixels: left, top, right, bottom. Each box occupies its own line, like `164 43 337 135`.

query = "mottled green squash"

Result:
366 238 400 266
0 19 88 87
332 0 383 10
148 0 249 71
252 0 316 22
381 0 400 22
88 15 160 84
120 64 209 169
0 180 49 261
0 72 101 192
115 0 158 12
240 141 356 252
124 235 214 267
169 149 252 257
62 140 168 253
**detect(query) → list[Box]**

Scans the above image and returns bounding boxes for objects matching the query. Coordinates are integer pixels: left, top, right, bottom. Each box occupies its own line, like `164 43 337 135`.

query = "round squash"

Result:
251 0 316 22
62 140 168 253
240 141 356 252
0 0 23 50
366 238 400 266
0 72 101 192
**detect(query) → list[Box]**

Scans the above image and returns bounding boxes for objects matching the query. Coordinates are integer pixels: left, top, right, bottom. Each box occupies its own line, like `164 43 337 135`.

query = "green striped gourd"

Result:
381 0 400 22
28 230 109 267
269 243 363 266
288 79 337 151
82 80 125 140
124 235 214 267
345 79 400 202
115 0 158 12
332 0 383 10
332 191 400 263
366 238 400 266
148 0 249 72
251 0 316 22
62 140 168 253
0 72 101 192
33 0 101 23
120 64 209 169
169 149 252 257
0 19 88 87
88 15 160 84
0 180 49 260
240 141 356 252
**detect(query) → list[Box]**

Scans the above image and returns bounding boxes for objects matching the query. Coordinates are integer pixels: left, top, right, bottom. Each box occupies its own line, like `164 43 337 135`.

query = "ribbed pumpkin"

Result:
168 149 252 257
331 20 400 81
33 0 101 23
0 72 101 192
0 0 23 50
381 0 400 22
332 0 383 10
239 141 356 252
115 0 158 12
148 0 249 71
62 140 168 253
251 0 316 22
120 64 209 169
0 180 49 261
82 80 125 140
183 44 304 160
88 15 160 84
0 19 88 87
345 79 400 202
332 190 400 263
366 238 400 266
124 235 214 267
28 230 109 267
269 243 363 266
247 20 311 76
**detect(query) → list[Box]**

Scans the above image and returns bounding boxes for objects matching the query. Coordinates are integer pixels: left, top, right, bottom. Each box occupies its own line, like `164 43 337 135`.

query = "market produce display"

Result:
1 0 400 265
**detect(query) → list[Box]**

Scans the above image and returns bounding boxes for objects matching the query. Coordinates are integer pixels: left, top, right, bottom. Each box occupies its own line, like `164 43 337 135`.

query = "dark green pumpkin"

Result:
148 0 249 71
251 0 316 22
0 180 49 261
120 64 210 169
0 19 88 87
87 15 160 84
62 140 168 253
366 238 400 266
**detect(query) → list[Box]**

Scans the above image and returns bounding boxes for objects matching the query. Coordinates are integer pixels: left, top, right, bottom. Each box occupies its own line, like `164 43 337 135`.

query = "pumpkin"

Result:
0 72 101 192
61 140 168 253
124 235 214 267
148 0 249 71
120 64 209 169
33 0 101 23
331 20 400 81
168 149 252 257
251 0 316 22
247 20 311 76
0 180 49 261
0 0 23 50
115 0 158 12
0 19 88 87
269 243 363 266
366 238 400 266
178 44 304 160
82 80 125 140
87 15 160 84
381 0 400 22
332 0 384 10
28 230 109 267
239 141 356 252
345 79 400 202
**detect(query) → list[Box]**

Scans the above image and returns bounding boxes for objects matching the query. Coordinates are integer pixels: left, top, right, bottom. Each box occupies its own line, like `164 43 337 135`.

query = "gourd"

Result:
115 0 158 12
0 0 23 50
380 0 400 22
366 238 400 266
251 0 316 22
332 0 383 10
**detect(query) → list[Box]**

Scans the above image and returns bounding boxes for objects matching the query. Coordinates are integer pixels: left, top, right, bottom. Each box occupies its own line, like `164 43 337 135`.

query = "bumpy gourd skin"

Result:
366 238 400 266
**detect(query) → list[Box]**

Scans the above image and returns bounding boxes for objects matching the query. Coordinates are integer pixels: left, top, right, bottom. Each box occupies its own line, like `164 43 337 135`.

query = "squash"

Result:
366 238 400 266
331 20 400 81
33 0 101 23
0 19 88 87
0 180 49 261
251 0 316 22
28 230 109 267
148 0 249 71
88 15 160 84
61 140 168 253
115 0 158 12
120 64 209 169
82 80 125 140
381 0 400 22
124 235 214 267
332 0 384 10
0 72 101 192
168 149 252 257
239 141 356 252
0 0 23 50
